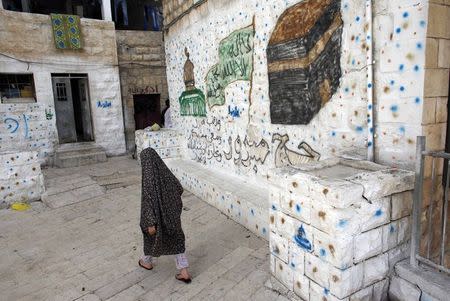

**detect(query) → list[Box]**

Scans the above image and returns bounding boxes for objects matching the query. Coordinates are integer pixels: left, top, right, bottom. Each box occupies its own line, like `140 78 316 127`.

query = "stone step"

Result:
54 144 107 168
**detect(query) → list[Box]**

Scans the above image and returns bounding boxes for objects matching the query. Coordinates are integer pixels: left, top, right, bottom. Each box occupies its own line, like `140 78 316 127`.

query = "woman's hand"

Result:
147 226 156 236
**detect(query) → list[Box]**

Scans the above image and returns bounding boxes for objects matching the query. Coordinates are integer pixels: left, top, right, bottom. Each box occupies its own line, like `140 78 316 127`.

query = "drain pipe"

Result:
366 0 375 162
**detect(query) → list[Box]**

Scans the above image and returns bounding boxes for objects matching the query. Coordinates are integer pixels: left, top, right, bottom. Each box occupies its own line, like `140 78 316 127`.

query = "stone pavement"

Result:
0 156 291 301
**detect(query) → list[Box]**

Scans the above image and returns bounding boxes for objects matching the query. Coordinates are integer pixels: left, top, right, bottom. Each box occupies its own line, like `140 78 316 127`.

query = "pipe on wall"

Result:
366 0 375 161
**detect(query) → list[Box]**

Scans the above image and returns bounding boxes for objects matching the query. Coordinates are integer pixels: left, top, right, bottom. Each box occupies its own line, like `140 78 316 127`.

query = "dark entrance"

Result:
133 94 161 130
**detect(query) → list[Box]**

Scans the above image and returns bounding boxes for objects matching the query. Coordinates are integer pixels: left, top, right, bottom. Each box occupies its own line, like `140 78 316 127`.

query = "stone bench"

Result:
165 159 270 241
135 128 182 160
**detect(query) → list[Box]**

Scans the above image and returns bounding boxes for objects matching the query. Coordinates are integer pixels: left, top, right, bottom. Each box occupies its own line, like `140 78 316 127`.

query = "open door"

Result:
52 77 77 143
52 74 94 144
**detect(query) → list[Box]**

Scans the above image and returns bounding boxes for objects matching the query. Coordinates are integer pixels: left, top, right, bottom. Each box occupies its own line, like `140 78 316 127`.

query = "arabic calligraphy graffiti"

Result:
272 133 320 168
223 135 270 168
97 100 112 108
187 129 223 163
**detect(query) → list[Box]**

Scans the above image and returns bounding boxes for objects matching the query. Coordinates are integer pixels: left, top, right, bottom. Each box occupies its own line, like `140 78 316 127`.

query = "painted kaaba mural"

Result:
179 48 207 117
267 0 343 125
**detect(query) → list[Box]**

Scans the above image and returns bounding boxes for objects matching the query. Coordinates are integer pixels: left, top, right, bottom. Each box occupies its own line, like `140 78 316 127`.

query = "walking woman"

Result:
138 147 192 283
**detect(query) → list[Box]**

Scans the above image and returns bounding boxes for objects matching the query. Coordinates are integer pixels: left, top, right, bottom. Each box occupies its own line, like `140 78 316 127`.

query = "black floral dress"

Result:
140 148 185 257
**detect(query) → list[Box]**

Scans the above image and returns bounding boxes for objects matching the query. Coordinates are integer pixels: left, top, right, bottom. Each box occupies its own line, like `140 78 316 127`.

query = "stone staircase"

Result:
54 143 107 168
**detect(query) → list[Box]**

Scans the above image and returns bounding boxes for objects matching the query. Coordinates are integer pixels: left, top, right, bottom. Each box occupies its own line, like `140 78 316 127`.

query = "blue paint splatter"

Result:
324 288 330 295
374 209 383 217
403 12 409 18
400 86 405 92
331 131 336 137
420 20 426 28
368 83 372 88
296 204 301 213
399 126 406 134
414 65 419 72
390 80 395 86
262 228 267 234
271 204 277 210
368 141 373 147
319 248 327 257
355 16 360 22
390 105 399 112
399 64 405 71
396 27 401 34
356 126 364 133
291 262 296 268
390 225 396 233
368 104 373 110
338 219 348 227
415 97 421 104
417 42 423 49
294 225 312 252
251 209 255 216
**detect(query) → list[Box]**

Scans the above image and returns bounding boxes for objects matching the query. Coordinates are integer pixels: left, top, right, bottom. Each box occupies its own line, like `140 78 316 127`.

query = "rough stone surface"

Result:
389 276 421 301
0 151 44 207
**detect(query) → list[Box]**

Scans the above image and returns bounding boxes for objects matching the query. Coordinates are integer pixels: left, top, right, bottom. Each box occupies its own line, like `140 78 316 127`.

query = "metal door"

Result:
52 77 77 143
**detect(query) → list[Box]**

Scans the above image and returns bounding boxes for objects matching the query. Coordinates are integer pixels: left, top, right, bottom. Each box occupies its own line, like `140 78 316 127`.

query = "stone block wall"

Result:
135 128 182 160
0 151 44 208
162 0 195 26
267 159 415 300
116 30 169 152
0 9 126 163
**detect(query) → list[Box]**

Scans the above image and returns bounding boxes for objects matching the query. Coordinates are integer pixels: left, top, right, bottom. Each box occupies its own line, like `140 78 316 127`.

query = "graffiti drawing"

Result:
4 114 30 139
272 133 320 168
97 100 112 108
187 129 222 163
205 22 255 108
223 135 270 168
294 225 312 251
4 118 19 134
179 48 207 117
228 105 241 118
267 0 342 125
45 109 53 120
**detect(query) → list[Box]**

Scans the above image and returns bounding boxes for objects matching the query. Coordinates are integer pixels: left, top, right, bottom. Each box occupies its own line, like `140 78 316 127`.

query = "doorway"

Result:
133 94 161 130
52 74 94 144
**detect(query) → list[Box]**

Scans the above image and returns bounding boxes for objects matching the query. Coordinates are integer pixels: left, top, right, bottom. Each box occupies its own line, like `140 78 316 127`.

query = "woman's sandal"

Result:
138 260 153 271
175 274 192 284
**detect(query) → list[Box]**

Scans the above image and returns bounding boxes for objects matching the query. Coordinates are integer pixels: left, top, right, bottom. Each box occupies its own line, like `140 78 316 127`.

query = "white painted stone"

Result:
354 227 383 263
310 280 347 301
357 197 391 232
280 192 312 224
388 243 410 273
347 169 415 201
397 216 411 244
391 191 413 220
270 231 289 263
313 228 354 270
308 178 365 209
311 201 361 236
329 263 364 299
305 252 329 288
293 273 310 301
372 279 389 301
288 241 305 273
349 286 373 301
363 253 389 287
274 257 294 291
382 221 399 252
389 276 421 301
276 212 314 253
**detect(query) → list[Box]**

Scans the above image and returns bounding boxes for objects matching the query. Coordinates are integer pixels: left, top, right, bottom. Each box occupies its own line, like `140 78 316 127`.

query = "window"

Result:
0 73 36 104
55 83 68 101
1 0 103 20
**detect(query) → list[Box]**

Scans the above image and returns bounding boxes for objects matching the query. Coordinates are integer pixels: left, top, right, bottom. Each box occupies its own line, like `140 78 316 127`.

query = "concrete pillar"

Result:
101 0 112 21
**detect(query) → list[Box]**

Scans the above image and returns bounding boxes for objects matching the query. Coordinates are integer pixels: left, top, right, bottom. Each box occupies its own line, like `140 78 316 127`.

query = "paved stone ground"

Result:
0 156 290 301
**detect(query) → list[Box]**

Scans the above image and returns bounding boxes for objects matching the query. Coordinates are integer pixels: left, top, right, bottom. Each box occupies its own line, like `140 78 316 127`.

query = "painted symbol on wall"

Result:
267 0 343 125
228 105 241 118
205 22 255 108
272 133 320 168
187 129 222 163
294 225 312 251
45 109 53 120
97 100 112 108
4 114 30 139
223 135 270 168
179 48 207 117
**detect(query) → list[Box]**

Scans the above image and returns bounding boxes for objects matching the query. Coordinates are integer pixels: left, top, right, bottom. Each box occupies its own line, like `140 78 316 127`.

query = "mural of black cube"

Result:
267 0 343 125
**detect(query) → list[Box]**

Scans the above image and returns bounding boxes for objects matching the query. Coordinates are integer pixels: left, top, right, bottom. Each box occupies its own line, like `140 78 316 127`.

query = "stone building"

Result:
134 0 450 300
0 0 168 207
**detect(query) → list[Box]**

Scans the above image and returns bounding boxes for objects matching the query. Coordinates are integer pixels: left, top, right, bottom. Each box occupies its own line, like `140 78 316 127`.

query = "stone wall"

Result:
162 0 440 175
0 9 126 163
0 151 44 208
162 0 195 26
116 30 169 152
268 159 415 300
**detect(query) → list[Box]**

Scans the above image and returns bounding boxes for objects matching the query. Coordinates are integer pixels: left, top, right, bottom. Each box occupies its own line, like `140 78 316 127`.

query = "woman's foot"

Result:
175 268 192 283
138 259 153 270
